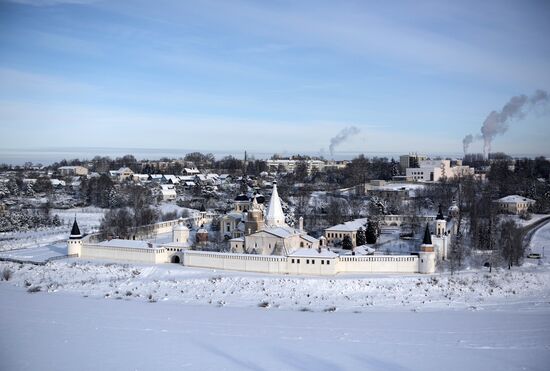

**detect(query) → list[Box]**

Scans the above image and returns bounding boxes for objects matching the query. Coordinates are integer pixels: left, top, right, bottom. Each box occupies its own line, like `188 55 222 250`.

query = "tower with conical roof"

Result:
265 181 285 227
435 204 447 236
418 223 436 274
67 218 83 257
245 195 265 235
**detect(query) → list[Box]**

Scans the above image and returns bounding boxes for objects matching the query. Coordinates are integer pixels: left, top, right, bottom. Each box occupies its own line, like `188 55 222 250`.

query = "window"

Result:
291 259 295 264
312 260 315 264
297 259 300 264
327 260 330 265
321 260 325 265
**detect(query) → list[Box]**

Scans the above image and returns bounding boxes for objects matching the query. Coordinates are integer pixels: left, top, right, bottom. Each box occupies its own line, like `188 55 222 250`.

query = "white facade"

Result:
58 166 89 176
406 160 474 182
184 249 431 275
495 195 535 214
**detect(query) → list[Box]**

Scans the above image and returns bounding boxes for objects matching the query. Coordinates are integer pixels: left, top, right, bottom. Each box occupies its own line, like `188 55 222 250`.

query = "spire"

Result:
422 223 432 245
251 194 259 210
266 181 285 227
436 204 445 220
70 218 82 239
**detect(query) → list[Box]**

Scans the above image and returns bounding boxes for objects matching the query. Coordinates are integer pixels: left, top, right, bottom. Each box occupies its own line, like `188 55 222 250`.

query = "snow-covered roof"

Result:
262 226 300 238
173 220 189 231
164 175 180 184
50 179 66 186
225 212 243 220
349 245 375 255
300 234 318 243
325 218 368 232
496 195 536 204
289 248 338 258
229 237 244 242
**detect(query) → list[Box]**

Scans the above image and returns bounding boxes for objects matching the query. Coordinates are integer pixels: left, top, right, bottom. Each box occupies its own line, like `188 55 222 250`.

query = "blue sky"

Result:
0 0 549 158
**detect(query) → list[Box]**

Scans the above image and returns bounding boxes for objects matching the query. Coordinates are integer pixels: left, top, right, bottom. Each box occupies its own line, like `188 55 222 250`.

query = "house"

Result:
110 167 134 181
132 174 150 182
184 167 200 175
160 184 177 201
164 175 180 184
324 218 368 247
494 195 536 215
58 166 89 176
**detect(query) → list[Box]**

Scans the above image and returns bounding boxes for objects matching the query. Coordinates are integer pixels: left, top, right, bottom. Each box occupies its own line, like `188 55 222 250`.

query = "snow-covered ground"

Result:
0 242 66 263
528 218 550 257
1 274 549 371
502 213 550 228
0 207 105 252
52 206 106 233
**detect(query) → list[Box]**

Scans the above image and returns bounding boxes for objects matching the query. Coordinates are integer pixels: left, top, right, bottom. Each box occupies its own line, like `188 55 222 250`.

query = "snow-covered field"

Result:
0 243 66 263
0 207 105 252
1 284 548 371
52 206 106 233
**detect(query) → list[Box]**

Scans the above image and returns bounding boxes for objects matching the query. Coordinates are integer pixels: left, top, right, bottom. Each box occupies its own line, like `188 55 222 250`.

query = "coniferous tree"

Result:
356 226 367 246
365 221 379 244
342 235 353 250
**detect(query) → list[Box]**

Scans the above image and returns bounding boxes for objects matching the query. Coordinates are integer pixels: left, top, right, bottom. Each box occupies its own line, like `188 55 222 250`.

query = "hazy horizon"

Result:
1 146 548 166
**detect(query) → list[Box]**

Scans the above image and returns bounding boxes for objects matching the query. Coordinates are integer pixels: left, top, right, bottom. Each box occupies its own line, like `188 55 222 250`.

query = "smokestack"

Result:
329 126 360 157
299 216 303 231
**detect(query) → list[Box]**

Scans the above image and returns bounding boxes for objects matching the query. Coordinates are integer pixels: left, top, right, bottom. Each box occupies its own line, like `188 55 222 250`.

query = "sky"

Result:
0 0 549 160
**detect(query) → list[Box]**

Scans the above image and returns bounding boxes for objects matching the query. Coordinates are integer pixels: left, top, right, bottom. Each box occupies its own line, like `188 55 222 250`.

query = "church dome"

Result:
234 194 249 201
449 202 460 217
173 218 189 231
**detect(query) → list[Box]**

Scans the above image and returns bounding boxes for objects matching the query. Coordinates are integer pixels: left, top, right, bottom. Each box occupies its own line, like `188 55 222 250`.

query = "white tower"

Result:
265 181 286 227
67 218 83 257
418 223 436 274
172 218 190 243
435 204 447 236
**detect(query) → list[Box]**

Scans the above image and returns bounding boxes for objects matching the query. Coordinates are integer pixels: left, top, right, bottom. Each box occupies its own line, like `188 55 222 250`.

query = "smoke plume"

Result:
462 134 474 154
329 126 360 157
464 89 548 158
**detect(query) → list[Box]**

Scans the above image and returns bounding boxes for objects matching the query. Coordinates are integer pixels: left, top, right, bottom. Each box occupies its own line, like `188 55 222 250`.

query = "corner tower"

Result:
67 218 83 257
418 223 436 274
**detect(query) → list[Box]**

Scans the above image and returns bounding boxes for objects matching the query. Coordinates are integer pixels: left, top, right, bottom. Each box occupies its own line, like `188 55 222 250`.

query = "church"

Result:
227 182 320 255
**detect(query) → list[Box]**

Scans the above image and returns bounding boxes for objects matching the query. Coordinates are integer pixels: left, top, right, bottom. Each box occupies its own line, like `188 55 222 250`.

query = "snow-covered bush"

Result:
1 268 12 281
